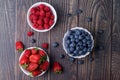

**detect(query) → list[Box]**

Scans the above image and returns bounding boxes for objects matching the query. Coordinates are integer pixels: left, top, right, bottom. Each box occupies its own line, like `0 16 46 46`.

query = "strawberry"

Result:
23 49 31 58
31 48 38 54
49 20 54 26
16 41 24 52
39 4 45 9
44 17 50 24
29 54 41 63
39 61 49 71
44 24 50 29
27 63 38 72
42 43 49 49
20 57 29 65
32 69 42 77
44 6 50 12
53 62 62 74
39 50 46 57
27 31 34 37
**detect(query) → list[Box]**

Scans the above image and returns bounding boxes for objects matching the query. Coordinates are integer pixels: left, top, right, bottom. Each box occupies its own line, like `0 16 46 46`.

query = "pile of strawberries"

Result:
29 4 54 30
19 48 49 77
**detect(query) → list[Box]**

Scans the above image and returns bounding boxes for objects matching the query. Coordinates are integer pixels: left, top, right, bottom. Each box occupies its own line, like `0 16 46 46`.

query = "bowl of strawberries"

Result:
27 2 57 32
19 47 49 77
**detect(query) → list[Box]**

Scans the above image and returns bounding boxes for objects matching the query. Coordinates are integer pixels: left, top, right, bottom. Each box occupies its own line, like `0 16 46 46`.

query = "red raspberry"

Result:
42 43 49 49
38 26 44 30
27 31 34 36
30 8 36 14
35 11 40 16
40 10 46 17
33 23 39 28
46 12 51 18
32 19 37 24
49 20 54 26
37 19 43 25
44 6 50 12
44 24 50 29
39 4 45 9
44 17 50 24
50 15 54 20
32 14 38 20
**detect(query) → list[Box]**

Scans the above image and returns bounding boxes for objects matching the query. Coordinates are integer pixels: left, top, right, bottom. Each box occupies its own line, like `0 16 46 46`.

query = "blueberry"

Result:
31 39 36 43
65 36 70 41
79 46 84 50
79 36 83 40
88 44 92 48
69 57 75 62
66 40 71 44
69 47 75 52
87 48 92 52
76 47 80 50
73 50 78 55
79 51 83 55
83 43 86 47
70 43 75 47
84 32 88 36
89 57 94 62
59 54 65 59
87 41 92 45
78 41 82 46
97 29 104 34
76 9 83 14
86 35 91 40
52 42 59 47
78 60 84 65
71 38 75 42
75 29 81 35
65 43 69 48
82 39 87 43
83 48 87 53
68 30 73 35
75 39 79 43
70 35 74 39
86 17 92 22
66 13 72 17
75 35 79 39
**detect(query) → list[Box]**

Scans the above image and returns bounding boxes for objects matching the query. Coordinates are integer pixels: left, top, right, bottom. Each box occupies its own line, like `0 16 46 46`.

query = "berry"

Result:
38 25 44 30
31 48 38 54
20 57 29 65
49 20 54 26
50 15 54 20
31 39 36 43
39 4 45 9
42 43 49 49
76 9 83 14
16 41 24 52
27 63 38 71
69 57 75 62
40 10 45 17
59 54 65 59
29 54 40 63
66 13 72 17
39 61 49 71
78 60 84 65
27 31 34 37
44 17 50 24
46 12 51 17
23 49 31 58
39 50 46 57
52 42 59 48
44 24 50 29
44 6 50 12
37 19 43 25
86 17 92 22
97 29 104 34
32 70 42 77
53 62 62 74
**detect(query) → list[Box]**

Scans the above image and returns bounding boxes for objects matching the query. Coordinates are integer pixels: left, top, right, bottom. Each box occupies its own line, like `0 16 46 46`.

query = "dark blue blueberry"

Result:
87 48 92 52
79 46 84 50
75 39 79 43
69 57 75 62
69 47 75 52
65 43 69 48
86 17 92 22
87 41 92 45
97 29 104 34
75 29 81 35
52 42 59 47
82 39 87 43
65 36 70 41
79 51 83 55
70 35 74 39
73 50 78 55
76 9 83 14
78 60 84 65
66 13 72 17
83 48 87 53
86 35 91 40
68 30 73 35
71 38 75 42
81 33 86 38
88 44 92 48
59 54 65 59
79 36 83 40
31 39 36 43
70 43 75 47
66 40 71 44
75 35 79 39
76 47 80 50
84 32 89 36
89 57 94 62
78 41 83 46
83 43 86 47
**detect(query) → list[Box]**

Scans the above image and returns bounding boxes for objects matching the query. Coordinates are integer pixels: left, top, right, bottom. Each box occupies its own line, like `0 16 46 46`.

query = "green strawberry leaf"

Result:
55 70 62 74
21 63 28 69
18 48 23 52
34 48 38 51
29 72 33 77
39 56 47 64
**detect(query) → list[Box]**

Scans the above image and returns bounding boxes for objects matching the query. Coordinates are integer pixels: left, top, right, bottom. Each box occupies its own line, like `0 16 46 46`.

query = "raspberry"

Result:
38 25 44 30
49 20 54 26
35 11 40 16
32 19 37 24
44 17 50 24
40 10 45 17
32 14 38 20
37 19 43 25
44 6 50 12
46 12 51 18
39 4 45 9
42 43 49 49
27 31 34 36
50 15 54 20
30 8 36 14
44 24 50 29
33 23 39 28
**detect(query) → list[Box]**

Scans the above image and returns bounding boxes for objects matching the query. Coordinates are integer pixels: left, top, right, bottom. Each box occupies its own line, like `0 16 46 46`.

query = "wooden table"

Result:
0 0 120 80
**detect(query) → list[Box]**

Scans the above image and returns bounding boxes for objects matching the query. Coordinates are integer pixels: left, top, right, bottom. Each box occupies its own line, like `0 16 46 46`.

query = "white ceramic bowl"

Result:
63 27 94 58
19 47 49 77
27 2 57 32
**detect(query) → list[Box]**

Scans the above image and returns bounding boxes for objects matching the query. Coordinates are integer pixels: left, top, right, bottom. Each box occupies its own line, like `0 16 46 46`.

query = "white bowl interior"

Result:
19 47 49 77
27 2 57 32
63 27 94 58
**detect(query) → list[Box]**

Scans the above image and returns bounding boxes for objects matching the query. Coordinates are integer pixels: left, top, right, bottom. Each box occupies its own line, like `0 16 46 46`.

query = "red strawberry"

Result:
40 10 45 17
39 50 46 57
27 63 38 72
27 31 34 37
32 69 42 76
42 43 49 49
20 57 29 65
49 20 54 26
31 48 38 54
37 19 43 25
16 41 24 52
53 62 62 74
44 24 50 29
50 15 54 20
39 61 49 71
29 54 41 63
39 4 45 9
44 6 50 12
23 49 31 58
44 17 50 24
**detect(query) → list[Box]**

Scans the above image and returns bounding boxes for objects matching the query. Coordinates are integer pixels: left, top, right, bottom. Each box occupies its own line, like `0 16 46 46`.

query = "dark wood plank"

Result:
77 0 112 80
111 0 120 80
0 0 16 80
50 0 78 80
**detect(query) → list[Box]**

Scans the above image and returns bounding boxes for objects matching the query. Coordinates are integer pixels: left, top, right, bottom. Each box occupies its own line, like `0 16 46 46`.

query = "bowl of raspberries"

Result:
63 27 94 58
27 2 57 32
19 47 49 77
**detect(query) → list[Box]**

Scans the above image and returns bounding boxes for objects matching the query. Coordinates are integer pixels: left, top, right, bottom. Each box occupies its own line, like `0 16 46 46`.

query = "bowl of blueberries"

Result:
63 27 94 58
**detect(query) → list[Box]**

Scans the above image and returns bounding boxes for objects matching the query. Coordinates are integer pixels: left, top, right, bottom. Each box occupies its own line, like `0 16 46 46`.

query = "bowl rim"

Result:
19 47 49 77
27 2 57 32
62 27 94 58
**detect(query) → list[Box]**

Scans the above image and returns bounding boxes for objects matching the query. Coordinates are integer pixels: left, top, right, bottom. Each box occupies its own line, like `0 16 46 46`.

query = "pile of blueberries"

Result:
64 28 93 56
